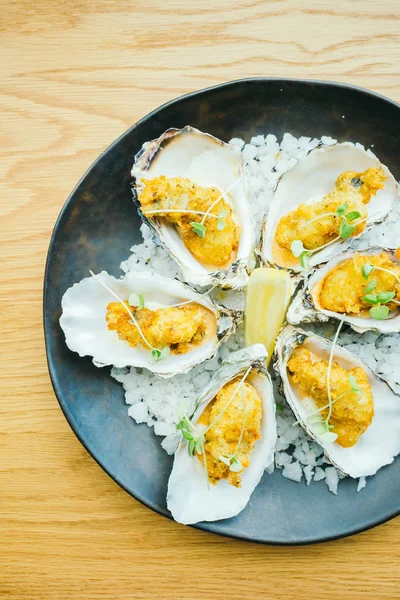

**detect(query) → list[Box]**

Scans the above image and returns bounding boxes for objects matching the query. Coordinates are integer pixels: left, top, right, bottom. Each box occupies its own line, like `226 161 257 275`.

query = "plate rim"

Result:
43 76 400 545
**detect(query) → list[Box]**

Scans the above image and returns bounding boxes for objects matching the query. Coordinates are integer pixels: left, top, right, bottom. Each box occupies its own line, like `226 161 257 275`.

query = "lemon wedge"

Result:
245 268 292 365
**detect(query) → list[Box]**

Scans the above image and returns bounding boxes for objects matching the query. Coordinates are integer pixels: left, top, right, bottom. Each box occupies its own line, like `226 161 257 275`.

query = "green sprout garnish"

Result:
364 279 377 294
361 262 375 279
337 203 361 239
361 263 400 319
150 347 170 363
128 292 145 310
336 202 347 217
290 240 311 270
216 209 228 231
369 305 390 320
190 222 207 238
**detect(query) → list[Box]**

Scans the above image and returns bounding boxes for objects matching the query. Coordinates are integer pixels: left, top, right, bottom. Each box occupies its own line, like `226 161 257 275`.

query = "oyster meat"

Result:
260 142 398 272
60 271 240 377
132 126 255 288
275 326 400 478
288 247 400 333
167 344 277 524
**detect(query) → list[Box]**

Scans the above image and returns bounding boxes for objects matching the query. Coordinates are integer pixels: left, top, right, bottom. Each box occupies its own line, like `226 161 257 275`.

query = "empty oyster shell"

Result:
260 142 398 273
288 247 400 333
60 271 240 378
132 126 255 289
167 344 277 524
274 325 400 478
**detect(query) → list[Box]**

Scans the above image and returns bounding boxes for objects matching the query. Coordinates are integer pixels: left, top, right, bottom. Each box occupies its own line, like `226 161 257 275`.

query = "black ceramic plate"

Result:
44 78 400 544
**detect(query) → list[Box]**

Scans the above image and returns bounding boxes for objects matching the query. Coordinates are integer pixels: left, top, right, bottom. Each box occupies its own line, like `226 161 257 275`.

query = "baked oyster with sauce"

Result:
167 345 277 524
288 247 400 333
132 126 255 288
274 326 400 478
260 142 398 272
60 271 240 378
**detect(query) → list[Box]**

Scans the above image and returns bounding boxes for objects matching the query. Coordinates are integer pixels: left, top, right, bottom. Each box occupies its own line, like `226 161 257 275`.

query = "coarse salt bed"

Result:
112 132 400 494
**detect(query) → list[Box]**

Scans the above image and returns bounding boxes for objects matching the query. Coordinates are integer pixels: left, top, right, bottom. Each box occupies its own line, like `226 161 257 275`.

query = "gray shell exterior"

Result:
131 126 255 289
167 344 277 524
259 142 399 275
274 325 400 478
287 246 400 333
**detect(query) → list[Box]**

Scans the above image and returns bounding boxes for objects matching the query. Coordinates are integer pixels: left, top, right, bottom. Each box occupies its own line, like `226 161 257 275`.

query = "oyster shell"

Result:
288 247 400 333
132 126 255 289
274 325 400 478
59 271 240 378
167 344 277 524
260 142 398 273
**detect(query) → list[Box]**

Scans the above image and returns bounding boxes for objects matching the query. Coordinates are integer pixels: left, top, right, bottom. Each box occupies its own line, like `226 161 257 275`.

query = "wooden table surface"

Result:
2 1 400 598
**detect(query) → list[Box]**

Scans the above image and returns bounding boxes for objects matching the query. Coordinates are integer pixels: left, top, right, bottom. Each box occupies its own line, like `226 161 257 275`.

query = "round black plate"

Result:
44 78 400 544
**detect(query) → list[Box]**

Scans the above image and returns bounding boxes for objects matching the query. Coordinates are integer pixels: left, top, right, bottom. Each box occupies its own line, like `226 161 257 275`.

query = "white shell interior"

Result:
288 247 400 333
278 327 400 478
167 348 276 524
132 126 255 287
261 143 398 271
59 270 232 377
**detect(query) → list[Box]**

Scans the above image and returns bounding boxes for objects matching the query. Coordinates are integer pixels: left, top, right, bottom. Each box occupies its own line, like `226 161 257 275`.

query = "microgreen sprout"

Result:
361 262 400 283
128 292 145 310
361 263 400 319
150 347 170 363
325 316 346 427
190 222 207 238
176 415 205 455
89 270 169 363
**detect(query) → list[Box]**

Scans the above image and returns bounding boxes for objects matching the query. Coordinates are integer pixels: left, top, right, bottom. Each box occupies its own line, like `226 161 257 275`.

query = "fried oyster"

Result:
318 251 400 315
287 346 374 448
197 378 262 487
275 167 386 252
106 301 211 354
138 176 239 268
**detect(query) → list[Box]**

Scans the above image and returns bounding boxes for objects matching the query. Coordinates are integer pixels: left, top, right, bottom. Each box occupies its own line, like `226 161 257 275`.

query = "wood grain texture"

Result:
1 0 400 598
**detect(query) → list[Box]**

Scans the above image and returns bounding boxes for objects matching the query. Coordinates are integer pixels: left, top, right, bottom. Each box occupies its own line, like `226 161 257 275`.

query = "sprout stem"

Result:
200 177 242 226
229 383 247 462
305 389 362 421
298 212 338 230
325 316 346 425
372 266 400 284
